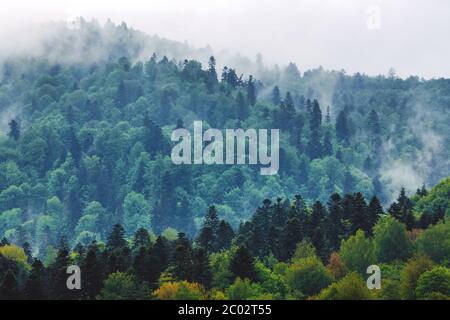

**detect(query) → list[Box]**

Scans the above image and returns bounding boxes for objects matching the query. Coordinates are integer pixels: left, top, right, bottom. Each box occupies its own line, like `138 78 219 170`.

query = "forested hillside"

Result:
0 179 449 300
0 20 449 300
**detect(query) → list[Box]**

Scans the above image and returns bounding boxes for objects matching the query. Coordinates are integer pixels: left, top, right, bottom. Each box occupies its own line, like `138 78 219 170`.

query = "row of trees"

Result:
0 177 449 300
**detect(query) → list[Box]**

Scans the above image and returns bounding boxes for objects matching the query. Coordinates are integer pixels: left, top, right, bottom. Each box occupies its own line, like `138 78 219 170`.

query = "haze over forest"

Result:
1 0 450 79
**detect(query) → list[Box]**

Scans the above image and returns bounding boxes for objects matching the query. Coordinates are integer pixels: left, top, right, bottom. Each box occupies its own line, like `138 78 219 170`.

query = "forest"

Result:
0 20 449 300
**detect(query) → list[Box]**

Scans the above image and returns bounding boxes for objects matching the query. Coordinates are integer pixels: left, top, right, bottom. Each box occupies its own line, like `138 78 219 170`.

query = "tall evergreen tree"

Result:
107 224 127 250
230 246 258 282
7 119 20 141
247 75 256 106
368 110 381 135
206 56 218 93
272 86 281 105
336 110 350 144
367 196 384 234
323 131 333 156
327 193 344 251
310 99 322 130
191 248 212 289
81 244 104 299
23 259 46 300
143 113 164 157
172 233 193 281
236 91 249 120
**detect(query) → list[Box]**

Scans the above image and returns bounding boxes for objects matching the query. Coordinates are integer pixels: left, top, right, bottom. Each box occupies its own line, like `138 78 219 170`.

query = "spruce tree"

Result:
8 119 20 141
336 110 350 144
323 131 333 156
272 86 281 105
247 75 256 106
191 248 212 289
230 246 258 282
107 224 127 250
23 259 46 300
367 196 384 234
81 245 104 299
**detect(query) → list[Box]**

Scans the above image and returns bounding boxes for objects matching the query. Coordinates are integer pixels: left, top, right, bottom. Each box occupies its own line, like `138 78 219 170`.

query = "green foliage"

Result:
400 255 434 299
416 266 450 300
373 216 412 263
416 221 450 264
318 272 374 300
340 230 375 275
285 256 332 298
97 272 149 300
225 278 269 300
123 192 152 236
153 281 205 300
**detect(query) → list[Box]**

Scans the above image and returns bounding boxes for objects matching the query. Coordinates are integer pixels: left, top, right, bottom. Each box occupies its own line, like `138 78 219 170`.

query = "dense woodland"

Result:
0 178 449 300
0 21 449 299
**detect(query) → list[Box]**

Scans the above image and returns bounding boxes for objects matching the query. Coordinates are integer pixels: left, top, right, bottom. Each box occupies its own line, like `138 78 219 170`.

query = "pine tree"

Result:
280 217 303 261
307 129 322 159
49 238 73 299
23 259 46 300
236 91 249 120
310 99 322 130
7 119 20 141
197 206 221 252
203 206 220 234
352 192 369 234
336 110 350 144
115 80 127 108
132 246 151 283
230 246 258 281
151 236 170 277
132 227 151 251
172 233 193 281
143 113 164 157
367 196 383 234
272 86 281 105
309 201 328 259
368 110 381 135
323 131 333 156
327 193 344 251
197 226 214 253
247 75 256 106
215 220 234 251
68 126 81 165
81 244 104 299
107 224 127 250
388 202 402 221
191 248 212 289
284 92 294 109
206 56 218 93
325 106 331 123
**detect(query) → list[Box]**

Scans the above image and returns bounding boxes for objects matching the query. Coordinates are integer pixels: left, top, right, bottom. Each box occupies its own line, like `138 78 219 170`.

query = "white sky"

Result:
0 0 449 78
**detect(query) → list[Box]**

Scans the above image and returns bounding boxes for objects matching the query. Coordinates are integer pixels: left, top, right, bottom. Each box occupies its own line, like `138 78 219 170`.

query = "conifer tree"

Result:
8 119 20 141
230 246 258 282
272 86 281 105
336 110 350 144
247 75 256 106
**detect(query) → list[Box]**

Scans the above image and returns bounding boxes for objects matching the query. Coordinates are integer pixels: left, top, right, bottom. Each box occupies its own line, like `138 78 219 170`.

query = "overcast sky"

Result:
0 0 449 78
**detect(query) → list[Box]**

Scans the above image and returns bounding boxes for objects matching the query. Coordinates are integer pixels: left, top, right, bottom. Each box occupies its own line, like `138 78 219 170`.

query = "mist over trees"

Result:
0 20 449 300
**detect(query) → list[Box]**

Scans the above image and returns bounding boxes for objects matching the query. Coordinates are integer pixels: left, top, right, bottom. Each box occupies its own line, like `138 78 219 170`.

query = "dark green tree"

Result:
8 119 20 141
230 246 258 282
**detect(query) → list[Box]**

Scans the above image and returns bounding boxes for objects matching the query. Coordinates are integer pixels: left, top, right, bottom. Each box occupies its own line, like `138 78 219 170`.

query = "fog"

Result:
0 0 449 79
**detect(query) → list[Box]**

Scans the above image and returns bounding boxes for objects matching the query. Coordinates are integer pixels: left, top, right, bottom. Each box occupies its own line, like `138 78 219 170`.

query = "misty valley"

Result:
0 18 449 301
